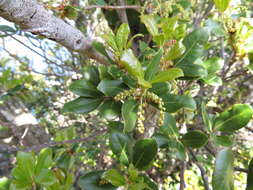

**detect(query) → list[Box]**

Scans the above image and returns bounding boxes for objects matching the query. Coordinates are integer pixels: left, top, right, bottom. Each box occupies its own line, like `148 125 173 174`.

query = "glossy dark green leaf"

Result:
35 169 57 186
142 175 158 190
160 113 179 137
97 80 126 97
152 133 169 148
176 63 207 79
165 41 186 60
122 100 138 132
116 23 130 52
78 171 116 190
213 135 233 147
181 130 209 148
98 66 114 80
98 100 121 120
150 68 183 84
35 148 53 175
82 65 100 86
70 80 103 97
132 138 158 170
213 0 231 12
102 169 125 187
63 98 102 114
145 49 163 81
109 130 132 159
161 94 196 113
212 148 234 190
176 28 209 65
149 82 171 96
246 158 253 190
140 15 159 36
214 104 253 132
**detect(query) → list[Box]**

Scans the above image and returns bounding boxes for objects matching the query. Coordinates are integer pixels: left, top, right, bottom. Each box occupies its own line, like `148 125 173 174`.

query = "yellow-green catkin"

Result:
136 102 146 134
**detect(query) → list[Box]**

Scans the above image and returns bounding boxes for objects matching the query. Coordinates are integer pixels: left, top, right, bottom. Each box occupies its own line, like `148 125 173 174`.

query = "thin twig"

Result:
117 0 129 24
179 161 186 190
83 5 140 10
189 150 210 190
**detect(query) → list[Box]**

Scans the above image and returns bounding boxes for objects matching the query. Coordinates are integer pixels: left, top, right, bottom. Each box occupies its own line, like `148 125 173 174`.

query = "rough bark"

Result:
0 0 108 65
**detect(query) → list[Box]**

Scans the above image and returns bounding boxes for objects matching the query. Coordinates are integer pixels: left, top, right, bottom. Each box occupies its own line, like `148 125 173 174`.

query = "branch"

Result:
0 0 108 65
84 5 140 10
117 0 129 24
179 161 186 190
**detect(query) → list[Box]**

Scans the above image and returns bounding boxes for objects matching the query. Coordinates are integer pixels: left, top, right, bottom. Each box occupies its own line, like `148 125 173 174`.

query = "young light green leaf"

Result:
69 80 103 97
103 30 118 52
212 148 234 190
122 100 138 132
214 104 253 132
62 98 102 114
35 169 57 186
16 152 36 180
132 138 158 170
165 41 186 60
246 158 253 190
116 23 130 52
201 102 212 132
150 68 183 84
103 169 125 187
35 148 53 175
181 130 209 148
140 15 159 36
213 0 231 12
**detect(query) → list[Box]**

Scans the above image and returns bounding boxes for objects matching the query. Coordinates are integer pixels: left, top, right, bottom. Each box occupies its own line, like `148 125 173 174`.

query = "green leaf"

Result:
120 49 151 88
16 152 35 180
176 28 209 65
0 25 16 33
214 104 253 132
116 23 130 52
213 0 231 12
145 48 163 81
201 102 212 132
204 19 225 37
246 158 253 190
122 100 138 132
63 97 102 114
149 82 171 96
35 148 53 175
152 133 169 148
212 148 234 190
142 175 158 190
181 130 209 148
92 42 113 64
176 63 207 79
98 100 121 120
69 80 103 97
150 68 183 84
11 167 33 187
109 130 132 162
160 113 179 137
102 169 125 187
202 57 224 74
132 138 158 170
213 135 233 147
140 15 159 36
202 74 222 86
161 94 196 113
97 80 126 96
103 30 118 52
78 171 116 190
165 41 186 60
82 65 100 86
35 169 57 186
